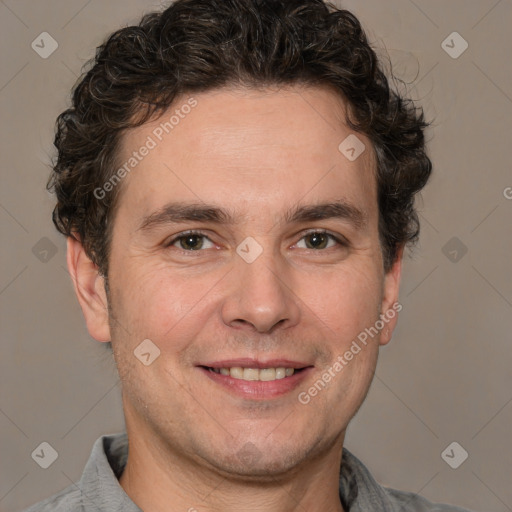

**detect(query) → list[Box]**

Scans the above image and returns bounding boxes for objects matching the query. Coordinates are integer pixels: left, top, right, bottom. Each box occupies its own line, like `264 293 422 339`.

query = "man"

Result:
24 0 474 510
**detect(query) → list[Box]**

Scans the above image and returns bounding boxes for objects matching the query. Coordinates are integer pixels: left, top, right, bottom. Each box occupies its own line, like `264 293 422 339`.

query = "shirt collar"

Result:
78 433 141 512
339 447 397 511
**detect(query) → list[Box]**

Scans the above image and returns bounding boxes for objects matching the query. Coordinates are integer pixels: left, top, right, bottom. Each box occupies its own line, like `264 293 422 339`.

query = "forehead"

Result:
114 85 378 229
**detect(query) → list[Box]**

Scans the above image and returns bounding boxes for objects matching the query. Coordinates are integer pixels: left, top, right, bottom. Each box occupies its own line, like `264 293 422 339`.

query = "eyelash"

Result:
165 229 348 253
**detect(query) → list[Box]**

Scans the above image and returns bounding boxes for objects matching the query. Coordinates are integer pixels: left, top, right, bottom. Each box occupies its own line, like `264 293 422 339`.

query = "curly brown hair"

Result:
49 0 432 276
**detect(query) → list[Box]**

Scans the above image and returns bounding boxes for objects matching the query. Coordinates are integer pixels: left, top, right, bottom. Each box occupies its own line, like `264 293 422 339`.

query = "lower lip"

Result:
199 367 313 399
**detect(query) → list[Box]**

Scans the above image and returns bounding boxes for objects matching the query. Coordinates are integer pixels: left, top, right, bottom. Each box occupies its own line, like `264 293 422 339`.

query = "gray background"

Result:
1 1 511 511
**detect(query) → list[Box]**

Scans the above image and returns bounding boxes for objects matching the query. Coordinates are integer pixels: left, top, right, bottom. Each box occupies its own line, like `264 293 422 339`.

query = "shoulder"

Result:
20 432 131 512
20 483 83 512
384 486 476 512
341 447 476 512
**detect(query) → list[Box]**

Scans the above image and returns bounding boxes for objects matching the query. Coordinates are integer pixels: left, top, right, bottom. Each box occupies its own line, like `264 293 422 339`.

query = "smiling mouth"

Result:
201 366 307 382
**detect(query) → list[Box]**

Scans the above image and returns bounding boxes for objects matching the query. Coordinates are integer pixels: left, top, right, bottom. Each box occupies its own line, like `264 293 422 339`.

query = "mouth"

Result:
204 366 304 381
197 359 313 399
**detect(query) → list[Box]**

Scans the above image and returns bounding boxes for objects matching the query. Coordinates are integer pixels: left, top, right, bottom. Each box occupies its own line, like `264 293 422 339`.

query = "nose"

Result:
221 248 301 334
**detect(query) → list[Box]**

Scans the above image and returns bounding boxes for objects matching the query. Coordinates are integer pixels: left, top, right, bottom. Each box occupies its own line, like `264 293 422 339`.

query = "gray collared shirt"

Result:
22 432 475 512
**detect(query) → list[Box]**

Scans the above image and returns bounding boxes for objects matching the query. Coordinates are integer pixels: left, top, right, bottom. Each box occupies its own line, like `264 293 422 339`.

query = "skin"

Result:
68 84 403 512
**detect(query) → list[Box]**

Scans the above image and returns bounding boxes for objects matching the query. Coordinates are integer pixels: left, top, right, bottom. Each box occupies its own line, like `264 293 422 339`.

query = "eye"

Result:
295 230 346 250
165 229 347 253
166 231 215 251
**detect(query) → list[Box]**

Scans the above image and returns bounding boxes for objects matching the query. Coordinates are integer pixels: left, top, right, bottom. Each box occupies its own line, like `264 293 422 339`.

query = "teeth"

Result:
259 368 276 381
275 367 286 379
243 368 259 381
211 366 296 381
230 367 244 379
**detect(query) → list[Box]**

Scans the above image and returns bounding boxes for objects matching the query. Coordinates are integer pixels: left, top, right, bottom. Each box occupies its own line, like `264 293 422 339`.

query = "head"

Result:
55 0 431 478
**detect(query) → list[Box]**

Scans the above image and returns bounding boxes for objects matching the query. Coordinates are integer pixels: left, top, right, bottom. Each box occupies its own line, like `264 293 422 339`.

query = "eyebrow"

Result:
137 200 368 233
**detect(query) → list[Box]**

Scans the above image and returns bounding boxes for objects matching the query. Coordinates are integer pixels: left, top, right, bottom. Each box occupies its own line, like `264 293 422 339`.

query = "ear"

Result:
379 244 404 346
66 235 111 342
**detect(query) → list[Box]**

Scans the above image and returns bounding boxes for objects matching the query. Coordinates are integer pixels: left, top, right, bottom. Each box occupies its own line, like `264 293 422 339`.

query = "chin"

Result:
213 454 301 480
199 436 314 480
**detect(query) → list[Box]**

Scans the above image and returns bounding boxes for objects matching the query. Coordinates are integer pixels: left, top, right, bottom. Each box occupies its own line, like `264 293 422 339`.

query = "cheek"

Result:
303 263 382 341
110 248 383 355
111 260 216 344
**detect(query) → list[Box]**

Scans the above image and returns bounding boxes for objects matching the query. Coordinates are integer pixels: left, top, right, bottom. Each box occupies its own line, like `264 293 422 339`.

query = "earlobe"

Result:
379 245 404 346
66 235 111 342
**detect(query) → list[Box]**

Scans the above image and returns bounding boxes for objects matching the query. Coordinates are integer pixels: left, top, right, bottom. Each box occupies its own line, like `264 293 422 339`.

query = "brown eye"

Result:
296 231 344 250
304 232 330 249
167 231 215 251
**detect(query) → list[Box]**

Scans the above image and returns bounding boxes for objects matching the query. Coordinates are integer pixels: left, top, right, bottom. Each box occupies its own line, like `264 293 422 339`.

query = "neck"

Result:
119 420 346 512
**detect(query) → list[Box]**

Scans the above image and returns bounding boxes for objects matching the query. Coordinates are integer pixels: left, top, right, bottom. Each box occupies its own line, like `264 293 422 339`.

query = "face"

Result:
73 85 402 478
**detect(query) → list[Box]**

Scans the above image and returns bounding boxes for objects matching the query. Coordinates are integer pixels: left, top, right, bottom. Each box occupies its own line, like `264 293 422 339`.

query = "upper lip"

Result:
199 358 312 369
